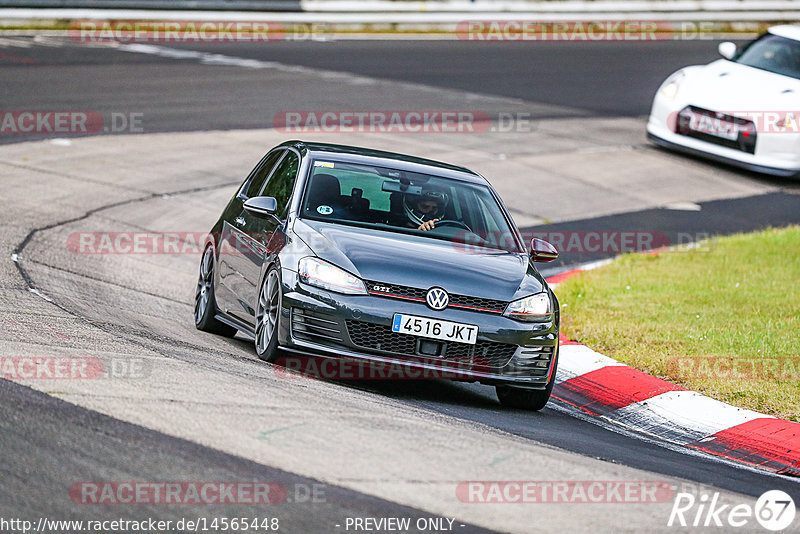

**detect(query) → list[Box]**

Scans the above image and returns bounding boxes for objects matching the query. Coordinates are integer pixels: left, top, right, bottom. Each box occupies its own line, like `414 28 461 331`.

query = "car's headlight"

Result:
660 71 686 100
504 292 552 322
298 257 367 295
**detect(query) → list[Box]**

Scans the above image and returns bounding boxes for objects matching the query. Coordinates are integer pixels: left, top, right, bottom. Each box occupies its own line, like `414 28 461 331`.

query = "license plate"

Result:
391 314 478 345
684 110 739 140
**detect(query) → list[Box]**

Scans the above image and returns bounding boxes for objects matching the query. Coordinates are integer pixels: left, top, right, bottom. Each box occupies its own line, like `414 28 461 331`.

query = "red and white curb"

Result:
546 263 800 478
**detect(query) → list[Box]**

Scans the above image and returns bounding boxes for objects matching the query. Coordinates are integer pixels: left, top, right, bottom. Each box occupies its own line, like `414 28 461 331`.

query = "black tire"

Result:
195 245 237 338
496 351 558 411
255 266 282 362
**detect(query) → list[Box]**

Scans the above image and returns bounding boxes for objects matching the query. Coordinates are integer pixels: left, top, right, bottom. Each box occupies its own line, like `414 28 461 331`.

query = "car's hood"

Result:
681 60 800 111
294 219 544 301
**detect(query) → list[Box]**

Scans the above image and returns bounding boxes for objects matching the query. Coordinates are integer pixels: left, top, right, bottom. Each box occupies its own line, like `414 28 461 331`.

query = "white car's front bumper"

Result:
646 93 800 177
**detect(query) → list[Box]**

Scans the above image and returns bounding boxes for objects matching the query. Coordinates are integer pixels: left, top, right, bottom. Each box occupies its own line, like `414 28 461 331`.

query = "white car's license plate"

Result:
685 111 739 141
391 314 478 345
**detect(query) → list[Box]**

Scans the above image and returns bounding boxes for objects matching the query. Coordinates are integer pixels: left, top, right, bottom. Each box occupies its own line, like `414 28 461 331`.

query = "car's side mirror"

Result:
530 238 558 263
718 41 737 60
243 196 278 218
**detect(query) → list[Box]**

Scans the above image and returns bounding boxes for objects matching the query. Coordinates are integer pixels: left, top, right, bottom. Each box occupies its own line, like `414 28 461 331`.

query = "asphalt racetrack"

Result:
1 35 799 533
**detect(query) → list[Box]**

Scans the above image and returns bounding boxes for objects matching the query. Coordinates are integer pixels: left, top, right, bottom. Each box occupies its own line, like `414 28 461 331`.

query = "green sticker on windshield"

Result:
317 205 333 215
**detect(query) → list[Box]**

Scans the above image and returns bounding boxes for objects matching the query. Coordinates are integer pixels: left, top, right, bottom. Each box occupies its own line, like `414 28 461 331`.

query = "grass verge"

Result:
557 226 800 421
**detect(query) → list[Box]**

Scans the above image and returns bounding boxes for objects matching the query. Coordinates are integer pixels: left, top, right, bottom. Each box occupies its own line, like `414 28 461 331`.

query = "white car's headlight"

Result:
660 70 686 100
298 257 367 295
504 292 552 322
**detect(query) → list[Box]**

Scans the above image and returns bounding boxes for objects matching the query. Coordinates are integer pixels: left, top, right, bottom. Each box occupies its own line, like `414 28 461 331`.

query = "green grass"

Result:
557 226 800 421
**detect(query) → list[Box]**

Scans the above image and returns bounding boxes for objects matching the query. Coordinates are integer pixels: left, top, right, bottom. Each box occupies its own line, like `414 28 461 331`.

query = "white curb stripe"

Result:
602 390 771 445
555 344 624 384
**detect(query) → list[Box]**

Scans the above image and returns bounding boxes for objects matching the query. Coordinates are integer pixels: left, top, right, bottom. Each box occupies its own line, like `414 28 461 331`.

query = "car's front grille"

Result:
345 320 517 369
291 308 345 345
364 280 507 314
676 105 757 154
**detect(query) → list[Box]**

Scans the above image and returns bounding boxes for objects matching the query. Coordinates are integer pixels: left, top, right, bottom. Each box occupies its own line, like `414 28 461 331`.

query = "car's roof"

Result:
768 25 800 42
279 140 487 184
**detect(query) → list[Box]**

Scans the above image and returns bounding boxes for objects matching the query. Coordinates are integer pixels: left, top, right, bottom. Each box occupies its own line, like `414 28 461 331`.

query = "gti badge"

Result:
426 287 449 311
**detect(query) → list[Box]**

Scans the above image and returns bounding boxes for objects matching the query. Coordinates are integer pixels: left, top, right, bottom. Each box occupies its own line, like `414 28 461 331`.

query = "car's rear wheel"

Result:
495 353 558 411
255 266 282 362
195 245 237 337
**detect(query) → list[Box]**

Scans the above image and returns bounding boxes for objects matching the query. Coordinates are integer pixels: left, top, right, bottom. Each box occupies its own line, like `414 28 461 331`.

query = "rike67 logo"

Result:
668 490 796 531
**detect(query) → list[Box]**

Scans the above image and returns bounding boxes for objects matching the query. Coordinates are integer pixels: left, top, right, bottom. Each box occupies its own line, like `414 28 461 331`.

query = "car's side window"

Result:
241 150 284 199
260 151 300 220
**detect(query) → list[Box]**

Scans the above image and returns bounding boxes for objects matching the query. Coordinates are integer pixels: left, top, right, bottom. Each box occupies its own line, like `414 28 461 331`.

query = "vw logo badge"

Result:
426 287 449 311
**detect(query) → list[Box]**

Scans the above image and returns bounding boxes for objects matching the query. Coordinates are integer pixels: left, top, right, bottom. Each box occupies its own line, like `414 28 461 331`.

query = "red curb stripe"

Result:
558 332 581 346
553 366 687 416
686 418 800 474
545 268 583 285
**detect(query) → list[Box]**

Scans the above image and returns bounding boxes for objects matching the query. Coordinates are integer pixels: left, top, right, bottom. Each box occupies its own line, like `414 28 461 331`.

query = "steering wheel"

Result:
434 219 471 231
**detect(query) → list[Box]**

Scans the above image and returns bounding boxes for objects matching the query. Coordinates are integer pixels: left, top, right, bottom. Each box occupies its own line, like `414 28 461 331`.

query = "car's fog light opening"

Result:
504 346 554 377
291 308 345 346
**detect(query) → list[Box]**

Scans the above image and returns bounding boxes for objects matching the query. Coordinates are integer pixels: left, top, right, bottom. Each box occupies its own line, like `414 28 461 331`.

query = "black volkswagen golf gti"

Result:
195 141 561 410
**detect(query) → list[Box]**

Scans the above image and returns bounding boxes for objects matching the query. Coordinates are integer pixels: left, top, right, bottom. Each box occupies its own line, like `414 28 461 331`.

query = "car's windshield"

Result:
734 33 800 79
300 160 522 253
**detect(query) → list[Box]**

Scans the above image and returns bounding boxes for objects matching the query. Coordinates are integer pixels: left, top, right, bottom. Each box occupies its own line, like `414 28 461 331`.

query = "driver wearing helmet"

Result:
404 187 448 231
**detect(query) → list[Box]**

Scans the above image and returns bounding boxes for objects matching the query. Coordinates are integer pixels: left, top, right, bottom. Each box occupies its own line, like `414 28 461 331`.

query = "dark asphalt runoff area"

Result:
531 190 800 273
0 37 731 143
145 39 724 116
2 35 799 529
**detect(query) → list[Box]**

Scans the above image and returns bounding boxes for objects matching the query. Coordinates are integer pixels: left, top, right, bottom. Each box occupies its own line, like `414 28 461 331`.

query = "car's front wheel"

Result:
495 385 552 411
195 245 237 338
255 266 282 362
495 354 558 411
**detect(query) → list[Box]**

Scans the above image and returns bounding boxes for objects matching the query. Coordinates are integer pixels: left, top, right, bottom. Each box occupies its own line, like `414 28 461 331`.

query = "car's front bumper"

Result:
646 94 800 178
276 268 558 389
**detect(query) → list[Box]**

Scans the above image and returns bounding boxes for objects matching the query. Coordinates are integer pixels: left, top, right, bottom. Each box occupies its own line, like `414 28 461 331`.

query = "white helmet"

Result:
403 187 448 227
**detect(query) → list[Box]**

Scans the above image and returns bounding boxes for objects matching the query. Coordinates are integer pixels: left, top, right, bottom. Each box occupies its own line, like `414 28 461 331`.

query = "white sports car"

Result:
647 25 800 177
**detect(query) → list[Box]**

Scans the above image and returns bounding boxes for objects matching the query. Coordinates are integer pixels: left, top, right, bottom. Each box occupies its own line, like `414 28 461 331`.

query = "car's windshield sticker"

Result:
314 161 335 168
317 205 334 215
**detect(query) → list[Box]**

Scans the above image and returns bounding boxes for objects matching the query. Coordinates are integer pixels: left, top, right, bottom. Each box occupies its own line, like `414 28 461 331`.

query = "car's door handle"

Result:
235 216 246 227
